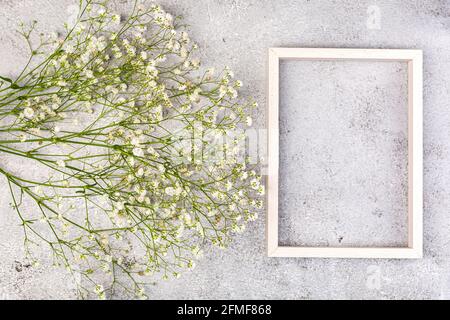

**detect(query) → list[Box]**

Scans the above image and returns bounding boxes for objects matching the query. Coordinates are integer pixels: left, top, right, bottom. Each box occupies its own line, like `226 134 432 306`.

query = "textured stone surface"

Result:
0 0 450 299
279 60 409 248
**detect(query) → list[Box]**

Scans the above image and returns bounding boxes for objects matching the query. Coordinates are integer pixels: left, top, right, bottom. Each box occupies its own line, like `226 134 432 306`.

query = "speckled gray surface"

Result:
279 60 409 248
1 0 450 300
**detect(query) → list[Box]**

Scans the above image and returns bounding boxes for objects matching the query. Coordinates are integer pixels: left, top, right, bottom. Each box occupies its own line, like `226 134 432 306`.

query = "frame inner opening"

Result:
278 59 409 248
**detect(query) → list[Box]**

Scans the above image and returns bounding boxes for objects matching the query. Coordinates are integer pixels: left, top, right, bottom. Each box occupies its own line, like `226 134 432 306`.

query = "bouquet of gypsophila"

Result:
0 0 263 299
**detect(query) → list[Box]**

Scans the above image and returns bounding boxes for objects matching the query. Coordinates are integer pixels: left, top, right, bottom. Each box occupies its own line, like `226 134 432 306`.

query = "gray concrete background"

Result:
279 60 409 248
0 0 449 299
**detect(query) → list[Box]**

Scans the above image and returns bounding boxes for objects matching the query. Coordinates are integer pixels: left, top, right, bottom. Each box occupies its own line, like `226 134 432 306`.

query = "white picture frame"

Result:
267 48 423 259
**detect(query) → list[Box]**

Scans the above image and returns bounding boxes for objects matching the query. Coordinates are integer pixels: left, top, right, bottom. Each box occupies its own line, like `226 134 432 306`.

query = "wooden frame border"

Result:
267 48 423 259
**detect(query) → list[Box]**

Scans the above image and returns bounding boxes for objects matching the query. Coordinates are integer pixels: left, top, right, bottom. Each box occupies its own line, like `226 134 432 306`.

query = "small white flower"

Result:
180 47 188 58
219 85 227 98
207 209 217 217
250 178 260 190
111 87 119 96
64 43 75 54
173 41 180 52
116 201 125 210
119 83 128 91
165 187 175 196
131 137 141 146
94 284 105 299
165 186 181 196
49 32 59 41
180 31 190 43
112 14 121 24
156 55 167 62
228 87 238 99
258 185 265 195
136 167 144 177
56 160 66 168
137 190 147 203
35 185 43 195
246 116 253 127
101 263 110 273
248 212 258 221
187 260 195 270
24 107 34 119
97 8 106 16
132 147 144 157
136 288 147 300
191 59 200 68
84 70 94 78
225 67 234 78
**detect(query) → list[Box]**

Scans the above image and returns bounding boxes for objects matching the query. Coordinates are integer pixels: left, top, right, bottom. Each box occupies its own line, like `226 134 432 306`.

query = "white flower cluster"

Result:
0 1 262 300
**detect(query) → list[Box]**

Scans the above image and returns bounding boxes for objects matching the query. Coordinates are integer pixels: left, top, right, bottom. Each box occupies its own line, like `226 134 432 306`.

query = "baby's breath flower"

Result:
140 51 148 60
132 147 144 157
136 167 144 178
0 1 262 300
94 284 105 300
97 7 106 16
56 160 66 168
112 14 121 24
136 287 147 300
23 107 35 119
